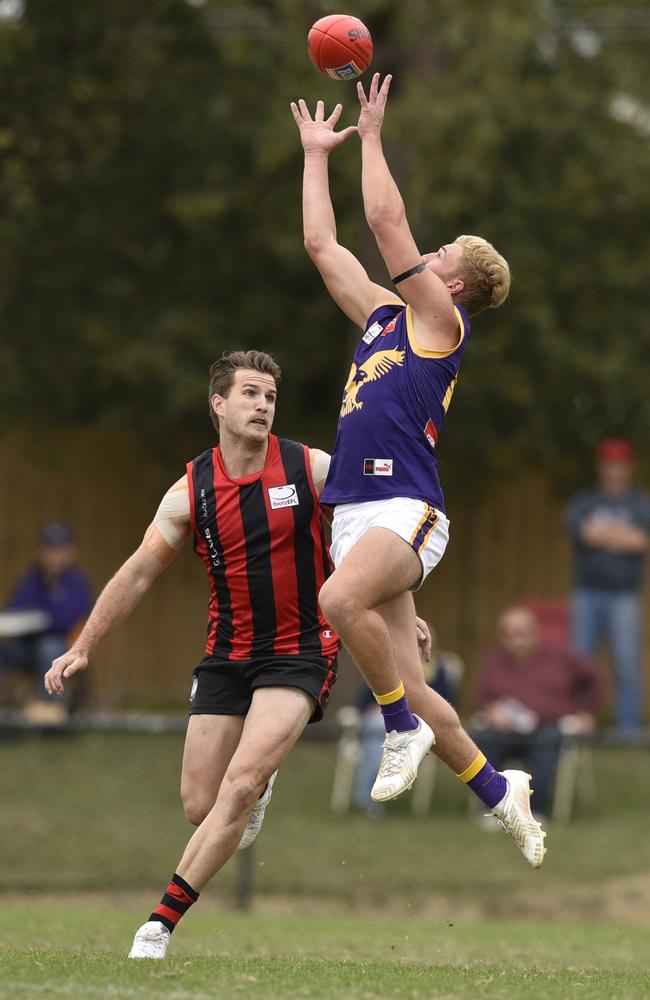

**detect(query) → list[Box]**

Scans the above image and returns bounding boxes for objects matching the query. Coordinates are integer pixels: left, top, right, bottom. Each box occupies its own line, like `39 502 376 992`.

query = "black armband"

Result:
391 262 426 284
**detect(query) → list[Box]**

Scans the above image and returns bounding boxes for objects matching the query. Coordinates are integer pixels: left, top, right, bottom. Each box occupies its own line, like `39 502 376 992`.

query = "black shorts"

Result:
189 653 338 724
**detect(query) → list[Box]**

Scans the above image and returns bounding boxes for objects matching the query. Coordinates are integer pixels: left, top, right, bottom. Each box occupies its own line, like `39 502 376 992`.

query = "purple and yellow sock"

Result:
375 681 418 734
457 752 507 809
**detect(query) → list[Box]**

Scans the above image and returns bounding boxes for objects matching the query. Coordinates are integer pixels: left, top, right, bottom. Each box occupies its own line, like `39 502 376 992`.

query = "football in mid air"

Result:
308 14 373 80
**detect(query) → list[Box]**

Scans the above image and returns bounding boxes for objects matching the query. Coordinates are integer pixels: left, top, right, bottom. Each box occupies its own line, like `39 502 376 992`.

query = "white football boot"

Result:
370 716 435 802
491 769 547 868
238 770 278 850
128 920 171 959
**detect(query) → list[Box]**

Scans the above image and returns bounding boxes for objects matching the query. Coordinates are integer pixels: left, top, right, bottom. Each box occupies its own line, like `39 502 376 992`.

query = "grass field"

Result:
1 732 649 998
1 902 649 999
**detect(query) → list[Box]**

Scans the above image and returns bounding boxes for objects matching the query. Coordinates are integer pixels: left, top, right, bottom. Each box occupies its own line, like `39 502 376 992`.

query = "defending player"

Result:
44 350 341 959
291 75 546 867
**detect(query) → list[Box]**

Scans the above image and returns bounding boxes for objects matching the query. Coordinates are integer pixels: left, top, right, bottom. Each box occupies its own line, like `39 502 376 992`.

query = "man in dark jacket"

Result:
565 438 650 733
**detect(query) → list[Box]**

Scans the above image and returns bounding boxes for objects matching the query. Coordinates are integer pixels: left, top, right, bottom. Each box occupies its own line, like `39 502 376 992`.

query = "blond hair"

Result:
455 235 510 316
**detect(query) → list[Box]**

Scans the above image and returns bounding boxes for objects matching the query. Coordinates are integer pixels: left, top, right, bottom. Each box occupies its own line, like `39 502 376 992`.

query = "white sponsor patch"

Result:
268 484 299 509
362 321 383 345
363 458 393 476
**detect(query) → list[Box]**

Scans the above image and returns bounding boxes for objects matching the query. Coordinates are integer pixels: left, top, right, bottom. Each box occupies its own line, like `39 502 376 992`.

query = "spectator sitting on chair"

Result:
471 606 602 820
353 622 463 817
565 438 650 734
0 522 93 717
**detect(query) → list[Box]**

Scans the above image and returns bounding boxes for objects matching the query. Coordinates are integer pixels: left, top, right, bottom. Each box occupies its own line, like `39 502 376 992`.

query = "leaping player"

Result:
291 74 546 868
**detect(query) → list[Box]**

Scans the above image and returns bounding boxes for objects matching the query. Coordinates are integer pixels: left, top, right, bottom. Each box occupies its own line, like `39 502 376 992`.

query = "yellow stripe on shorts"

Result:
409 505 432 547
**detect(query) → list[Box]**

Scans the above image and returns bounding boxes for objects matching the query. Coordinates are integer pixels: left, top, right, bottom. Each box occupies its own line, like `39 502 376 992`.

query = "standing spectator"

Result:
0 521 93 715
472 606 602 819
565 439 650 733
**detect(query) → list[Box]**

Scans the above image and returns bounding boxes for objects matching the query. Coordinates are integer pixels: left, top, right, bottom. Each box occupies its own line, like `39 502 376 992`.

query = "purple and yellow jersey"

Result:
320 302 471 513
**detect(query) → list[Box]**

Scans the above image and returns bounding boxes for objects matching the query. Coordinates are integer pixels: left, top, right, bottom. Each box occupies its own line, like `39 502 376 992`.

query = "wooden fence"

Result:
1 428 647 718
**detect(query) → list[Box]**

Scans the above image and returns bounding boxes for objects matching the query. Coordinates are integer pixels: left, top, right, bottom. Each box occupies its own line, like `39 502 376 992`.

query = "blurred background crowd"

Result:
1 1 649 825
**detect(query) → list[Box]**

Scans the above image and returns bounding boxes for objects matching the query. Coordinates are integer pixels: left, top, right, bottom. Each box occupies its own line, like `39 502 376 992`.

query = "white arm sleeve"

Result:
152 485 191 549
310 449 331 495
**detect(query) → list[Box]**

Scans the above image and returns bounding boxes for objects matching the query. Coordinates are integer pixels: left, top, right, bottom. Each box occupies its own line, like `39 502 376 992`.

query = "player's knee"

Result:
182 791 212 827
318 580 358 629
222 772 263 820
183 798 214 826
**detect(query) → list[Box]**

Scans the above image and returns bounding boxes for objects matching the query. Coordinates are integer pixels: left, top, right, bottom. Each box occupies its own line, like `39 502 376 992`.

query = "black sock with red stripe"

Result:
149 873 200 933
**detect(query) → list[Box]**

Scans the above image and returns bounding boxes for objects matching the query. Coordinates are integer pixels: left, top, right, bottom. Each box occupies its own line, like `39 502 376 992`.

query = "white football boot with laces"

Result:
128 920 171 960
238 770 278 850
370 716 435 802
491 769 547 868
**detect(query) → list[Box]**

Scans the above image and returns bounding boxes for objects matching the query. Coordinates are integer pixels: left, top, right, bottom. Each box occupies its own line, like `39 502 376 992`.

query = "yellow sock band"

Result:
374 682 405 706
457 752 487 783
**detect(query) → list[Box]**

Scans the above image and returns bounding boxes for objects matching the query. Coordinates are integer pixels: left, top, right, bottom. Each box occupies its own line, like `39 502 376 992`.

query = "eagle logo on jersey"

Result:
340 349 405 417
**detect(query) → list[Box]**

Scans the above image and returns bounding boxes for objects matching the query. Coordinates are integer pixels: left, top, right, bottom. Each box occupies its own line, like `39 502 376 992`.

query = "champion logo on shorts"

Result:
363 458 393 476
190 677 198 702
268 484 299 509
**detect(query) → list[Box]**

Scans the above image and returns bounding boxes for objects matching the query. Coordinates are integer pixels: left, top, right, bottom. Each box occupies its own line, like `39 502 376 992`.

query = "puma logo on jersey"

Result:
363 458 393 476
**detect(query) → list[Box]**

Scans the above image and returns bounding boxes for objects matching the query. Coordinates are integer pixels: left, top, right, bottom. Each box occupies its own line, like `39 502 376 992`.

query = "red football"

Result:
308 14 373 81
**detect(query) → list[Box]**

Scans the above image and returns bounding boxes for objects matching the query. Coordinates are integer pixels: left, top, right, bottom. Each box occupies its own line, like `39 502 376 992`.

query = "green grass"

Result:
1 903 649 999
2 734 650 997
2 732 650 914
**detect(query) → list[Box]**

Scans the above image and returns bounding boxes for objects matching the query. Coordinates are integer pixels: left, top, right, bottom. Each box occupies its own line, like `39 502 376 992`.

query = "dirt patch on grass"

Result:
494 873 650 924
13 875 650 924
244 875 650 924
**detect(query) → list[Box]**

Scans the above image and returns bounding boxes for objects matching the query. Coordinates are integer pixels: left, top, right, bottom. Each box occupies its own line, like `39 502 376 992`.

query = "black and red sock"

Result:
149 872 199 933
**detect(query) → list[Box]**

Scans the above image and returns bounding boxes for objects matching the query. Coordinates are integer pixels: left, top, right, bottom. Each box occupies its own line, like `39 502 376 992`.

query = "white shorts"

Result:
330 497 450 590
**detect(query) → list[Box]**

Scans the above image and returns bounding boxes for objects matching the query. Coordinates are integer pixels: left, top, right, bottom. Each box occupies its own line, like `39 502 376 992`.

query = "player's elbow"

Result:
365 203 405 235
304 234 335 261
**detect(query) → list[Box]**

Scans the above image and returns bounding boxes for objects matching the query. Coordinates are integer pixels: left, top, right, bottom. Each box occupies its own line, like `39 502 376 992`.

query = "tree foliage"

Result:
0 0 648 488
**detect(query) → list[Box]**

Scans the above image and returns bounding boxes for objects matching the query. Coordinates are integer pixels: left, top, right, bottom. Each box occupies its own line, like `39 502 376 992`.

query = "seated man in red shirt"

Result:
472 605 602 819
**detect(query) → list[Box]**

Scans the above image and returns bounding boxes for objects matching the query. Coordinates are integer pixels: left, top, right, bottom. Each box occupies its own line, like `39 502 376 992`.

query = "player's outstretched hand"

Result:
415 616 432 663
290 99 357 153
357 72 392 139
44 648 89 695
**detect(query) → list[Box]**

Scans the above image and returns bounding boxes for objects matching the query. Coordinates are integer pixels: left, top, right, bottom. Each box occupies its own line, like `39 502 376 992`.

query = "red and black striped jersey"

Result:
187 435 340 661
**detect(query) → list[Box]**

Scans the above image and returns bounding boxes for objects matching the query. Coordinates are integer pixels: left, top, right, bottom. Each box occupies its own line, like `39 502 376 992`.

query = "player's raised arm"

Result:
290 98 400 329
357 74 460 351
44 478 192 695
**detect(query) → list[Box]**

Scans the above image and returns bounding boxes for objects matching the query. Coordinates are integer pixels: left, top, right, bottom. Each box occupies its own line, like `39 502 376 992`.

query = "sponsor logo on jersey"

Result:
363 458 393 476
362 320 383 345
381 317 397 336
322 629 335 639
424 419 439 451
268 484 299 509
199 489 221 567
